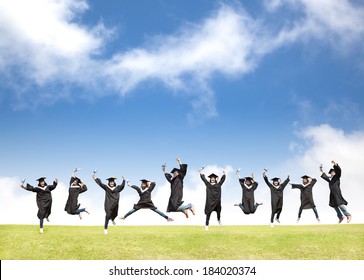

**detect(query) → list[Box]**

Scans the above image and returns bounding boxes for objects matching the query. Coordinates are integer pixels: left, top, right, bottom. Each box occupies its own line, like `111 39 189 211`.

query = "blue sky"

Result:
1 0 364 227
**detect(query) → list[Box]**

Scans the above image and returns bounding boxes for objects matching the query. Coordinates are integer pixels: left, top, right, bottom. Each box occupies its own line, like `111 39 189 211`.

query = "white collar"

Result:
244 183 253 189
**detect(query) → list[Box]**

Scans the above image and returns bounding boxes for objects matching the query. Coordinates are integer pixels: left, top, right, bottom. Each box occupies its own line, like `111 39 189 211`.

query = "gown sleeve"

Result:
48 180 58 191
116 180 126 192
131 185 142 195
179 164 188 179
219 174 226 185
95 178 108 190
280 177 290 189
200 174 209 185
291 184 302 190
165 173 172 183
321 173 330 183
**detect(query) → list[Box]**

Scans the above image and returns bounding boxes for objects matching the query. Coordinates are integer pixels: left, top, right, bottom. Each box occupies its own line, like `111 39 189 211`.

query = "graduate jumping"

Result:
234 170 263 215
199 167 226 231
290 175 320 223
263 170 290 227
163 157 195 218
93 173 125 235
65 168 89 220
20 177 58 233
119 179 173 222
320 161 352 223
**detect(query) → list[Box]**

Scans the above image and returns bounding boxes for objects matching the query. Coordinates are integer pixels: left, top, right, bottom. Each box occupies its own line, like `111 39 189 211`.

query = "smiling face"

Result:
39 181 46 187
273 181 279 187
245 179 252 186
108 181 115 187
210 177 217 184
173 171 179 177
302 178 309 185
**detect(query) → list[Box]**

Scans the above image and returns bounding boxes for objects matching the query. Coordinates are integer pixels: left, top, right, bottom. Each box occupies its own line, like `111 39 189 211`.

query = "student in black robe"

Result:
290 175 320 223
199 170 226 231
65 170 89 220
93 175 125 235
320 161 352 223
263 170 290 227
234 171 262 215
163 157 195 218
20 177 58 233
120 179 173 222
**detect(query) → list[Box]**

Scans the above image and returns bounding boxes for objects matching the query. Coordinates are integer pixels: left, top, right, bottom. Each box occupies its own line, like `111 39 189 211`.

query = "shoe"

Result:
270 223 274 228
234 204 239 206
339 216 345 223
79 213 83 220
46 218 50 222
40 228 44 233
275 218 280 223
296 218 300 223
104 229 108 235
85 208 90 214
347 216 352 223
119 216 125 220
184 210 189 218
218 220 222 226
258 202 263 205
205 226 209 231
317 218 321 223
112 220 116 225
167 217 174 222
189 204 196 215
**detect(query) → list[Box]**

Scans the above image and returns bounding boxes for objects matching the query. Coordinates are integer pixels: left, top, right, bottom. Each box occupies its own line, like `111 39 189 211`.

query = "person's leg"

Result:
217 209 221 225
177 203 193 218
338 204 352 222
39 218 44 233
120 208 138 219
205 213 211 226
104 216 110 229
254 202 262 212
270 212 275 224
333 206 345 223
338 204 351 217
312 207 319 218
276 209 282 223
238 203 244 212
151 208 173 221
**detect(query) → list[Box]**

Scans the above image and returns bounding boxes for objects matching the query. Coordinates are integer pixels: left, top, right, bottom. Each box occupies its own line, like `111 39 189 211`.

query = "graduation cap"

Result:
208 173 219 179
106 177 117 182
36 177 46 186
244 177 253 181
271 177 280 182
140 179 150 183
71 177 82 184
301 175 310 179
170 168 180 174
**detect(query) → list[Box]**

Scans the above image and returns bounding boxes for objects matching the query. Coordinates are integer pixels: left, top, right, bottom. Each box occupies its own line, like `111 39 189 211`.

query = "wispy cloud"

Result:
1 0 363 119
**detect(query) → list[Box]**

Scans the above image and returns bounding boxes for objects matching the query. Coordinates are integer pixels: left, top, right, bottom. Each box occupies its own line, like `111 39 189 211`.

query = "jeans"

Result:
298 207 319 218
177 203 192 212
334 204 351 219
124 208 169 220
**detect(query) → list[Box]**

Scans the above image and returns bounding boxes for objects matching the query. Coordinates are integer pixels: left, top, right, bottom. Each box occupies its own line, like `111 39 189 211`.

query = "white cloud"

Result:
1 0 363 118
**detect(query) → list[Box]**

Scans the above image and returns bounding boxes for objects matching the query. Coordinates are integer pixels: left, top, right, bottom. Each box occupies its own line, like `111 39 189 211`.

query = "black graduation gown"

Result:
166 164 187 212
95 178 125 220
131 183 157 210
25 181 57 219
64 185 88 215
291 179 317 209
321 164 348 207
239 179 258 214
201 174 225 215
264 176 290 214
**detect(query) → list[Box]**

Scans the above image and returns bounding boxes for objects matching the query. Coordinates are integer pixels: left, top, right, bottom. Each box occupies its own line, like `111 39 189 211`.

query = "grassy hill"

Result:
1 224 363 260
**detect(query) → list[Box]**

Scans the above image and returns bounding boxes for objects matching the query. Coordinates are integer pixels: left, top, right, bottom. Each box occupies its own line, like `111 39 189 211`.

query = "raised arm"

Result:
179 164 188 178
94 178 108 190
321 173 330 183
131 185 142 195
220 173 226 185
263 174 272 188
48 179 58 191
280 176 290 189
291 183 302 190
200 174 209 185
117 178 126 192
333 162 341 180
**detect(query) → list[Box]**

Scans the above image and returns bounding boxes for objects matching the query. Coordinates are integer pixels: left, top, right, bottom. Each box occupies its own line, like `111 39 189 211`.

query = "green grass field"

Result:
1 224 363 260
